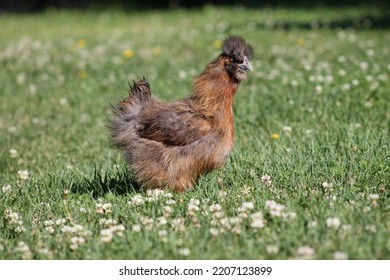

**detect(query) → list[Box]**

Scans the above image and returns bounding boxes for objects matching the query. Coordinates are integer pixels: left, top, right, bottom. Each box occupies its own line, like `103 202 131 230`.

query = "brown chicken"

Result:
110 35 254 192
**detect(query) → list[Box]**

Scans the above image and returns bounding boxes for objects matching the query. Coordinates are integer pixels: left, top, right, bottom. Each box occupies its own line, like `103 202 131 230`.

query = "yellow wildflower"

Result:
296 38 305 47
78 70 87 79
270 133 280 139
213 40 222 49
152 47 162 55
75 39 87 49
122 49 134 59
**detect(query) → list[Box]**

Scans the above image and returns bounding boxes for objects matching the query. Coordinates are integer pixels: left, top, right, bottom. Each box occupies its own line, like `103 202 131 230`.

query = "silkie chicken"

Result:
110 35 254 192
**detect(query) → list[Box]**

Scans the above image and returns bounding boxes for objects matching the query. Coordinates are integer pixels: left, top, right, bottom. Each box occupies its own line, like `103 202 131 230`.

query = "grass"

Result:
0 5 389 260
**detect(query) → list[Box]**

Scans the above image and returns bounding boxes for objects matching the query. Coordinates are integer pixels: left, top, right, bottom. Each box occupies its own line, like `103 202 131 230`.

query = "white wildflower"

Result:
326 217 341 229
250 212 265 229
242 202 254 211
165 199 176 205
209 204 222 213
2 184 11 193
129 194 144 206
18 170 29 181
322 182 333 192
55 218 66 225
210 228 220 236
250 219 265 229
266 245 279 254
283 126 292 133
315 85 323 94
16 242 32 259
308 221 317 228
100 229 114 243
366 224 377 233
163 206 172 214
9 149 18 158
333 251 348 260
157 216 168 226
265 200 285 217
178 248 190 256
297 246 315 259
261 175 272 186
132 224 141 232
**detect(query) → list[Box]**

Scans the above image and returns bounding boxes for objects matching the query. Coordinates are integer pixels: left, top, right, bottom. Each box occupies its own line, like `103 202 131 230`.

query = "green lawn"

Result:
0 6 389 259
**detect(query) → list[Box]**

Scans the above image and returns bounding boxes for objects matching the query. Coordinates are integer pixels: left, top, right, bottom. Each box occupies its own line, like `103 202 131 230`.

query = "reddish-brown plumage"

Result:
110 35 254 192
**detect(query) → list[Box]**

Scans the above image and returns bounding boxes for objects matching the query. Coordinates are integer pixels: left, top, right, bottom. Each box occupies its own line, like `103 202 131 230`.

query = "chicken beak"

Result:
239 55 253 72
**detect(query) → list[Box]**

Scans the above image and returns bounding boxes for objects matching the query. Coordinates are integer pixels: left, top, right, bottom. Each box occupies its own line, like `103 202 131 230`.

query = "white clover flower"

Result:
2 184 11 193
189 198 200 206
325 75 334 83
229 217 241 225
283 126 292 133
70 237 85 245
261 175 272 186
15 225 26 233
308 221 318 228
9 149 18 158
250 219 265 229
366 224 377 233
297 246 315 259
266 245 279 254
100 229 114 243
158 230 167 237
163 206 172 214
241 185 251 196
61 225 76 233
368 194 379 201
315 85 323 94
352 79 360 86
55 218 66 225
213 211 225 219
341 83 351 91
146 189 165 199
339 69 346 76
45 226 55 234
16 241 32 260
322 182 333 192
129 194 144 206
18 170 29 181
164 192 173 199
79 207 87 213
178 248 190 256
157 216 168 226
44 220 54 226
337 55 347 63
265 200 285 217
333 251 348 260
188 204 199 212
38 248 50 255
231 225 241 234
326 217 341 229
59 97 68 106
16 73 26 84
178 70 187 79
284 212 297 220
341 224 351 232
210 228 220 236
132 224 141 232
209 204 222 213
242 202 254 211
165 199 176 205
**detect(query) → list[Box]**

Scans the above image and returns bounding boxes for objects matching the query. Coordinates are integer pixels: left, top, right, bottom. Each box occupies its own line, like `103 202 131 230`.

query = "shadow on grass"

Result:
71 168 141 198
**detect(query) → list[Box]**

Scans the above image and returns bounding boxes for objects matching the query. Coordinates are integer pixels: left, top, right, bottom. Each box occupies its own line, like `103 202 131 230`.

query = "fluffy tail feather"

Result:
110 77 152 149
119 76 151 110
